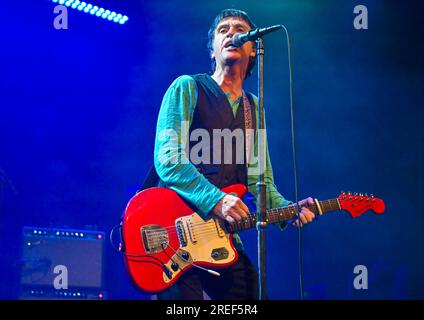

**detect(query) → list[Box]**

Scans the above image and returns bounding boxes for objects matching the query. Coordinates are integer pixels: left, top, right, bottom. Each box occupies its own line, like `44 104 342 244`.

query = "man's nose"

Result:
226 26 238 38
226 30 234 38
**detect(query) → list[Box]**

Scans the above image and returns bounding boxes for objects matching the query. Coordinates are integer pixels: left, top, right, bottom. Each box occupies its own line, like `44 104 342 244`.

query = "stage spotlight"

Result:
50 0 129 25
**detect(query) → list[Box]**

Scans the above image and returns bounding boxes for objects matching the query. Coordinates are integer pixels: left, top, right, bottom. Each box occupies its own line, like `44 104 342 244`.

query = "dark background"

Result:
0 0 423 299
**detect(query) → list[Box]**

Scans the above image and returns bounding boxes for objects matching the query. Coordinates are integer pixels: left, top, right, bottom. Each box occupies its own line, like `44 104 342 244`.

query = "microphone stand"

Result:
256 37 267 300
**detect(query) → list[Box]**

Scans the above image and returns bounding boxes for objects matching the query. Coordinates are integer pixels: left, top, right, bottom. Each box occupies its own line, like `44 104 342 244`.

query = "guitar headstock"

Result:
338 192 385 218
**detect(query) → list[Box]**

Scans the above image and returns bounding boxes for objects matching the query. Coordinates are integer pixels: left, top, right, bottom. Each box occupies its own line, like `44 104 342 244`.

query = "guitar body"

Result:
122 184 247 293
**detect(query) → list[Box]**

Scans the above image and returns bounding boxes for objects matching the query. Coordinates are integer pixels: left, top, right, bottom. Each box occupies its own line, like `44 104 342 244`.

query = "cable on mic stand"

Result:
279 25 305 300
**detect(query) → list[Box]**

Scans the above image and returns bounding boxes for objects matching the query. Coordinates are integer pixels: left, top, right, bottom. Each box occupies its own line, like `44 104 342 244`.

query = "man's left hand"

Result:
291 197 316 227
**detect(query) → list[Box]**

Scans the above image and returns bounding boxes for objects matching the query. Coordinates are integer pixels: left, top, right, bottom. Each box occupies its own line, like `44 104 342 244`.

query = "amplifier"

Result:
20 226 106 299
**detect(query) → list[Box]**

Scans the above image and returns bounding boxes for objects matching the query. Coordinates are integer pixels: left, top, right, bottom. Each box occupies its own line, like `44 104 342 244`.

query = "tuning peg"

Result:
371 194 375 198
365 193 368 197
359 193 363 197
347 191 352 195
341 190 345 195
353 192 358 196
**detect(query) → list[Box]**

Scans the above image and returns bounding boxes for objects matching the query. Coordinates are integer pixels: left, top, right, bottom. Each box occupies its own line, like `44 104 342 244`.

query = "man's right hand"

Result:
212 194 249 224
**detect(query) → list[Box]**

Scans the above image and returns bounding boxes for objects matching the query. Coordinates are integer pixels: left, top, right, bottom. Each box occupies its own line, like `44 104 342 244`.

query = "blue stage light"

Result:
50 0 128 25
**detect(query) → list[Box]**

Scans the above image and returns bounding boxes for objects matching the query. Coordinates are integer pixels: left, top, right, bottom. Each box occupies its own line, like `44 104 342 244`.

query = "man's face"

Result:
211 17 256 72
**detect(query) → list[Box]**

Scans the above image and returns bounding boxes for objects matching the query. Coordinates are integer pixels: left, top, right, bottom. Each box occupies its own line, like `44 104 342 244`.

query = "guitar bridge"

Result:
176 221 187 247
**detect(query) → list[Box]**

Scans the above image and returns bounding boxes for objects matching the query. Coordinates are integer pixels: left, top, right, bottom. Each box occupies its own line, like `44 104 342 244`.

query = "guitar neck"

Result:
227 198 341 233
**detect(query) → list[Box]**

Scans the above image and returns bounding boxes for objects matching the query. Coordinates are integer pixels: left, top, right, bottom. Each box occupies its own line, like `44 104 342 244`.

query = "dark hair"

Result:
207 9 257 79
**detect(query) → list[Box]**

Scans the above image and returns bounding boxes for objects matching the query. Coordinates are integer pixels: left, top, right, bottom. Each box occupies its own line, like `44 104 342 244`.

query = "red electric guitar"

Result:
121 184 385 293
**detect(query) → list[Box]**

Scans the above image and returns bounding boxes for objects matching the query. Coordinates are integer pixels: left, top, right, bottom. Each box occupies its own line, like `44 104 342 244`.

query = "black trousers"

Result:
156 250 259 300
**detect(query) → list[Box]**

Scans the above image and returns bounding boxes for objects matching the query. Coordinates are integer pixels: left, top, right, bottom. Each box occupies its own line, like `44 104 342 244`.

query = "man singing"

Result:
153 9 315 300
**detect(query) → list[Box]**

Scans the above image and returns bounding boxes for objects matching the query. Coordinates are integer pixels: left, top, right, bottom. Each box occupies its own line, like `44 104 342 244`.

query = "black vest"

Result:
189 74 256 189
140 74 257 192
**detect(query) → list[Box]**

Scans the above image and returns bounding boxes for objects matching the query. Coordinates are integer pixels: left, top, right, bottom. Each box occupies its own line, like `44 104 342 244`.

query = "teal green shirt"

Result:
154 75 292 242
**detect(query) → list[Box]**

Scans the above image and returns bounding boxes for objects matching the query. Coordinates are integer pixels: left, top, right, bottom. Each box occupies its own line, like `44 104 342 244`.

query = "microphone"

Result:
231 25 282 47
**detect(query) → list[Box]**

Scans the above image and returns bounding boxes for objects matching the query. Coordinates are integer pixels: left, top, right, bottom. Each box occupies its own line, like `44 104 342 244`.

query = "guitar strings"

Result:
144 226 222 238
145 226 223 241
142 206 308 239
144 201 331 244
144 225 243 242
142 204 307 233
141 202 335 240
144 226 224 240
140 200 339 236
143 207 298 235
143 221 248 236
144 202 348 243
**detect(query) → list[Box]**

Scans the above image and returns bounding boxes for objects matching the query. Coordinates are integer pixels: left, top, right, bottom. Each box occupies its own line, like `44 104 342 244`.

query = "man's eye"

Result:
218 28 227 33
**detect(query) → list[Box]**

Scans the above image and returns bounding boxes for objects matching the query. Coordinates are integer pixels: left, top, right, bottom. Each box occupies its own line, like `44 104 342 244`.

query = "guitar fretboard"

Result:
227 199 341 233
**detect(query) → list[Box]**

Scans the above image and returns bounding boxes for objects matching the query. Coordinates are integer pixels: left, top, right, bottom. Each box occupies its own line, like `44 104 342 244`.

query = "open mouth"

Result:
224 43 238 51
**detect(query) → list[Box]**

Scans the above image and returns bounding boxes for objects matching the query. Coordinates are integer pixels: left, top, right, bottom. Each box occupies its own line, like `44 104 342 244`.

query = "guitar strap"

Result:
242 90 253 167
138 164 160 192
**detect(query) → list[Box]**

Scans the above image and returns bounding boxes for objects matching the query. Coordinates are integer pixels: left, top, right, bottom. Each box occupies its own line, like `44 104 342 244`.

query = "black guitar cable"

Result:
109 224 163 266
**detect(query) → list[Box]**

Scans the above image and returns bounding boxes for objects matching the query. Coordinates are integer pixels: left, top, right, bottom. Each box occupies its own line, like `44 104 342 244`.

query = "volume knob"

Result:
171 262 179 271
181 251 190 261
